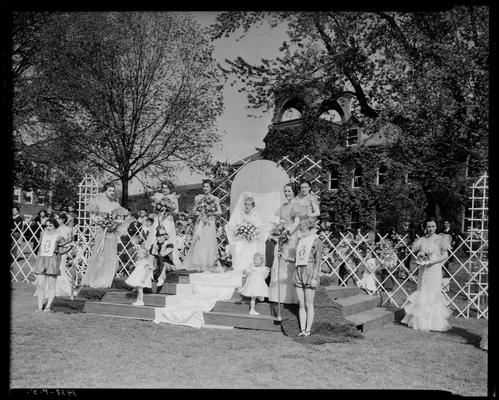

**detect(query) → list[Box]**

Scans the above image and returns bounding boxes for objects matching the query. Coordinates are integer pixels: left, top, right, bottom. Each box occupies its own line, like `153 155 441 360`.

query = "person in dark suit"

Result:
439 220 458 278
12 206 24 260
151 229 175 288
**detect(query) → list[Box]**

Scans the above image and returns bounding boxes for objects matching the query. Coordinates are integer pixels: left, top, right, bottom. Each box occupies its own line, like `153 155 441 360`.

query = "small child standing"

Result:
356 249 378 293
125 246 154 306
238 252 270 315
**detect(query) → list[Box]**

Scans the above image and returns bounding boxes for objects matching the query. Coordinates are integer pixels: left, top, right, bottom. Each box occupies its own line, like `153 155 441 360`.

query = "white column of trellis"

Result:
211 156 253 262
70 175 99 286
464 173 488 319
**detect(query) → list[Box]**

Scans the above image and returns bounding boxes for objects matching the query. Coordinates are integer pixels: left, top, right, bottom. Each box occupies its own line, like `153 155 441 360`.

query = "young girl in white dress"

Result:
239 253 270 315
125 246 154 306
357 249 378 294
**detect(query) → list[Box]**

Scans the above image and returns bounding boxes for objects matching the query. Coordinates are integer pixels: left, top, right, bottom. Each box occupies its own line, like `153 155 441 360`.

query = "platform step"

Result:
203 311 281 332
346 307 405 333
333 294 380 316
150 282 178 295
324 285 362 300
212 299 274 316
102 291 169 307
82 301 155 320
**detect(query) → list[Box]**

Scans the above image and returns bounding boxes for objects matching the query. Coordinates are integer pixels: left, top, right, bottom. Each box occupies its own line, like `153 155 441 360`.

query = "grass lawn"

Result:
10 282 488 394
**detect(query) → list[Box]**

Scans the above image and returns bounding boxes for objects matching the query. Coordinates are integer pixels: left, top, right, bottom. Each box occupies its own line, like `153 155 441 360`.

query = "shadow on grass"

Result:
442 326 483 348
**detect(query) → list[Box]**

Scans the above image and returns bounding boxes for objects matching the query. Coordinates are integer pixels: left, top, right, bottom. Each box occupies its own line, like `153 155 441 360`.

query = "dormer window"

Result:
328 168 339 190
377 163 387 185
346 128 358 147
352 166 363 188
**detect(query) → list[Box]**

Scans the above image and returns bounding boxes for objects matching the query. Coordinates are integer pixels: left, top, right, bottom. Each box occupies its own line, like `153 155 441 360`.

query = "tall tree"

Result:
210 8 488 220
26 12 223 206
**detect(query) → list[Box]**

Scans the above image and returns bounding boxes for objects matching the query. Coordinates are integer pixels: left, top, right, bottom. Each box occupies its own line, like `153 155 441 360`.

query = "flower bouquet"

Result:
235 222 260 241
153 197 176 214
97 213 119 233
270 221 290 245
416 251 432 266
196 196 218 224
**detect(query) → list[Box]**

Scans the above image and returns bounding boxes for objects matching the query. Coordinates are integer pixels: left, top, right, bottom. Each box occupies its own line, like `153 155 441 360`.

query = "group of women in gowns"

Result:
75 178 460 337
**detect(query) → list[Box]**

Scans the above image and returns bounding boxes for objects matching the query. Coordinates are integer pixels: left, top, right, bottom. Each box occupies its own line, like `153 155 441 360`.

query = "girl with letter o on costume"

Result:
293 217 323 337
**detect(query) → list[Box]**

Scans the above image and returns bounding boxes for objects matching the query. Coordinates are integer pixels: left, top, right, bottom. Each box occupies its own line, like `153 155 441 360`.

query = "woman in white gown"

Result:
401 218 452 331
225 193 264 274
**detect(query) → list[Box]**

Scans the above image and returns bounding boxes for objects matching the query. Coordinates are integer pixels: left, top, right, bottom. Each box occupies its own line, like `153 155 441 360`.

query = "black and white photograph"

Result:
8 6 490 394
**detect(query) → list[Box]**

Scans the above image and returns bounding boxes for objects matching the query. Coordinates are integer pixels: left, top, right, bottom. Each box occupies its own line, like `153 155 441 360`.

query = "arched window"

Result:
328 167 339 190
319 109 342 123
377 163 387 185
352 166 363 188
280 107 302 122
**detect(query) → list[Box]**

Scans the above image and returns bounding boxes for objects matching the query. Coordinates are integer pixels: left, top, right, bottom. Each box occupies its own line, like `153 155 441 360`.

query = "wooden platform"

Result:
81 275 403 333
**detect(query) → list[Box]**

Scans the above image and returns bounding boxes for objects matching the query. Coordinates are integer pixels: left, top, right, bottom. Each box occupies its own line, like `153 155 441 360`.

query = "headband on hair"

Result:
243 192 254 202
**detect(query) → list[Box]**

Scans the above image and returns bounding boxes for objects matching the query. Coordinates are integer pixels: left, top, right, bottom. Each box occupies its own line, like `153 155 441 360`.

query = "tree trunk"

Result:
121 175 129 208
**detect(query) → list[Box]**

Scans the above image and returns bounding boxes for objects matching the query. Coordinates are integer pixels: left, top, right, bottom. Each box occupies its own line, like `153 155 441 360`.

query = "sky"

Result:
129 12 289 194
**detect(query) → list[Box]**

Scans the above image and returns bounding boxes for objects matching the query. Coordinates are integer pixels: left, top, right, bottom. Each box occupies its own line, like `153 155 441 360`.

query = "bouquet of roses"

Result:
196 196 218 222
270 221 290 245
416 251 432 266
97 213 119 233
153 197 176 214
235 222 260 241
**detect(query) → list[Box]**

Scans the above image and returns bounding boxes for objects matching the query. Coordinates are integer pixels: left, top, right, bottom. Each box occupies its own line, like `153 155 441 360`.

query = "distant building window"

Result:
352 166 363 188
24 190 33 204
328 168 339 190
350 211 360 230
14 188 21 203
346 129 358 147
377 164 388 185
319 109 342 123
281 107 302 122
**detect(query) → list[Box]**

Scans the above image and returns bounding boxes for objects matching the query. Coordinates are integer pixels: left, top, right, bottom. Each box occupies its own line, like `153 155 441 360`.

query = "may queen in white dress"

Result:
402 219 452 331
225 193 264 274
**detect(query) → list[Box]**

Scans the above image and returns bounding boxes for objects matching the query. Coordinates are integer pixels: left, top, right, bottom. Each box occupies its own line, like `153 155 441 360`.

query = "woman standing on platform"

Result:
269 183 299 304
401 218 452 331
152 180 182 270
81 183 128 289
182 179 221 271
294 180 320 222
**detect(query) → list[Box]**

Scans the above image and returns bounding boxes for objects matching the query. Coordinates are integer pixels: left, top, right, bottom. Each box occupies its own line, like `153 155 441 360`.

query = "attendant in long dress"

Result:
293 180 320 222
225 193 264 274
401 218 452 331
81 183 128 289
182 179 222 271
269 183 299 304
152 180 182 269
